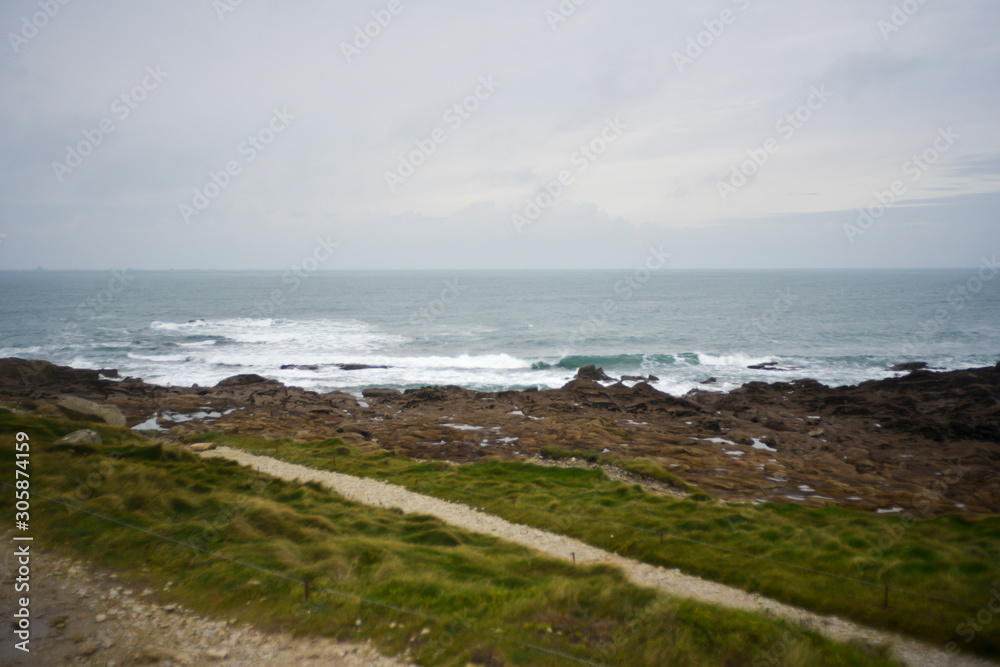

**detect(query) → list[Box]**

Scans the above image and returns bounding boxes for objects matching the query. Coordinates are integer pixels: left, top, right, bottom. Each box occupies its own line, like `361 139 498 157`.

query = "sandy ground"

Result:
0 534 409 666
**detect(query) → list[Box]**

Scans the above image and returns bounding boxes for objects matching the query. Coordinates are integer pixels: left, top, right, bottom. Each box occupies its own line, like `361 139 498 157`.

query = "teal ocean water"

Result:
1 269 998 396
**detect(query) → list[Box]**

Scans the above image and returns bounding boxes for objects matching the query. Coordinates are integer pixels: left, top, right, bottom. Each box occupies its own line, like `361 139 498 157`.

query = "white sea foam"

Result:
151 318 274 331
375 354 530 370
695 352 776 368
6 272 994 400
127 353 189 362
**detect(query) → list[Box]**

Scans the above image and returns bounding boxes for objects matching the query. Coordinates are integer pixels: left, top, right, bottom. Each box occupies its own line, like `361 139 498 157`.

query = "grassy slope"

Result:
0 412 899 667
213 434 1000 659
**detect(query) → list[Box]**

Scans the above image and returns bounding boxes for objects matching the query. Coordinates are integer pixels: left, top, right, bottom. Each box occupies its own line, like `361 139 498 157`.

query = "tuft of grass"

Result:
0 413 901 667
219 432 1000 659
539 444 700 493
181 431 223 443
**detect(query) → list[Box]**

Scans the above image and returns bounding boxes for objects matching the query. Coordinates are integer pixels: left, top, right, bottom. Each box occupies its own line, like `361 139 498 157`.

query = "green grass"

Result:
539 445 700 493
0 413 899 666
218 433 1000 658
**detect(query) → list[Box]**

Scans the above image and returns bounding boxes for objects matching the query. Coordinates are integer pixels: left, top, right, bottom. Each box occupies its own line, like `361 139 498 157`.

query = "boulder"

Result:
56 396 126 427
55 429 102 446
401 385 473 405
889 361 928 372
337 363 390 371
575 365 613 382
78 641 99 657
622 374 659 383
215 374 271 387
362 387 401 399
748 362 781 371
0 358 105 391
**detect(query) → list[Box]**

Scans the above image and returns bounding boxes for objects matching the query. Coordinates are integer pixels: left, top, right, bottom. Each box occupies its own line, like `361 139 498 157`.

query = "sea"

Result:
1 269 998 397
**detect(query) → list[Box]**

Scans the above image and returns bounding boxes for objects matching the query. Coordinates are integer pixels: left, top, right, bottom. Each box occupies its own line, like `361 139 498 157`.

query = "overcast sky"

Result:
0 0 998 270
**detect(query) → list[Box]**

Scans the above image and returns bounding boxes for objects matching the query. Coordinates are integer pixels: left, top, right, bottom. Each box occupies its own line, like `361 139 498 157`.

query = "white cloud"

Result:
0 0 998 269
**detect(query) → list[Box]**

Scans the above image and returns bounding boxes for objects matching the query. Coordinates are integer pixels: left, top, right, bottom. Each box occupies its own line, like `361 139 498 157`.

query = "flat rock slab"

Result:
56 395 126 427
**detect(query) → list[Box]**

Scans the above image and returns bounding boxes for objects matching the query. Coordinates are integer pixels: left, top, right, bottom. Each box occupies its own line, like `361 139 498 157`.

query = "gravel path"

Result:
0 535 408 666
204 446 998 667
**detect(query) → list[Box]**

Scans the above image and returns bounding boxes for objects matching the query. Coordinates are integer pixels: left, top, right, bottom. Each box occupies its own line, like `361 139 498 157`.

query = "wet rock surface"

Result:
2 357 998 515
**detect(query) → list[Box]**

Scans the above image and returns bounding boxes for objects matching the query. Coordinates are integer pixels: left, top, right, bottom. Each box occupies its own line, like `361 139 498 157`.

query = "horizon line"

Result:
0 266 986 273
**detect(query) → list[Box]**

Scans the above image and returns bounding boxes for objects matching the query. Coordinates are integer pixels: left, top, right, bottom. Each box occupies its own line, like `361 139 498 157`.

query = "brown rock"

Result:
575 365 613 382
133 645 178 663
56 395 126 427
844 447 869 460
206 647 230 660
78 640 99 656
55 429 103 446
4 356 1000 516
362 387 401 399
889 361 928 372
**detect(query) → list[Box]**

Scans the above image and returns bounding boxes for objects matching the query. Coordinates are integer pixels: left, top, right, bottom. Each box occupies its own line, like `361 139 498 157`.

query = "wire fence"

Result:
394 467 983 610
3 443 987 667
3 482 605 666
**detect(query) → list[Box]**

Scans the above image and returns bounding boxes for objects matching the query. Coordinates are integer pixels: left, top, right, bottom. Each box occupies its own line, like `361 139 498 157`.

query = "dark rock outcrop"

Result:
2 357 998 515
337 363 389 371
574 365 613 382
748 362 784 371
622 374 659 383
889 361 928 372
361 388 401 399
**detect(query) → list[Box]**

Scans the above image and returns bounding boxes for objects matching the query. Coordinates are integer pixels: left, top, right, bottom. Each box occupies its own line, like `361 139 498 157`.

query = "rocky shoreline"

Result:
2 357 998 515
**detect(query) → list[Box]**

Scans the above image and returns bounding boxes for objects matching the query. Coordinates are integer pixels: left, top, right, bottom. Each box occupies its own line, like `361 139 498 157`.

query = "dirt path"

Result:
204 446 997 667
1 534 408 666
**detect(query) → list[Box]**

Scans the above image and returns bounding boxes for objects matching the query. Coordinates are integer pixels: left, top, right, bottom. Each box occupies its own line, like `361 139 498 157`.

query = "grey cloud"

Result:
0 0 998 270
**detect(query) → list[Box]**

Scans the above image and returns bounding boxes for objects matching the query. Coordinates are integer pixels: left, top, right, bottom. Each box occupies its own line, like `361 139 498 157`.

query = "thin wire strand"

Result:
3 481 617 664
19 485 431 619
359 465 982 610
